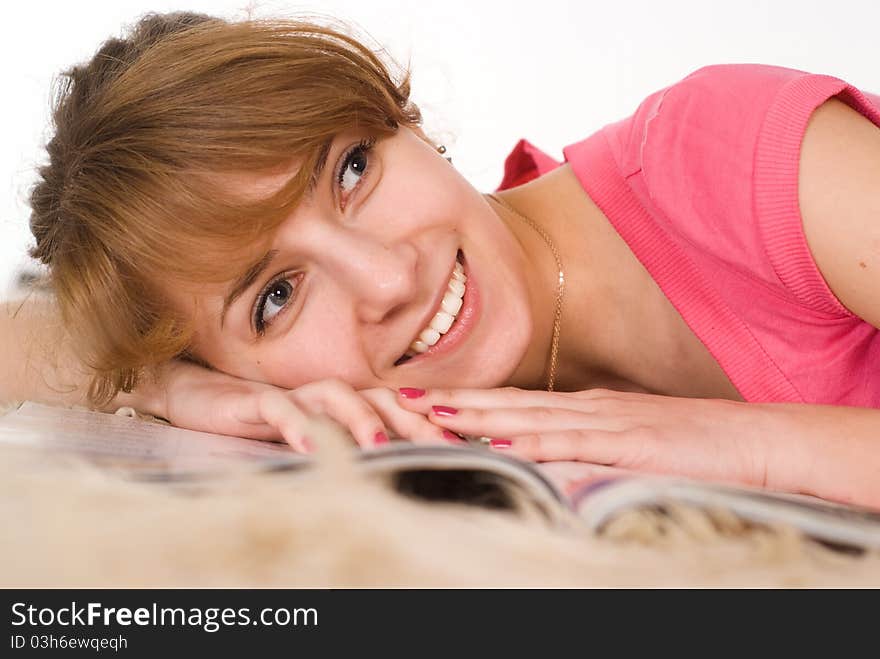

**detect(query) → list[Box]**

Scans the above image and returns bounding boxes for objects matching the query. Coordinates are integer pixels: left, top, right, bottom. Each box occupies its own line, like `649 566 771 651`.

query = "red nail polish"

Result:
398 387 426 399
489 438 512 449
442 430 467 444
432 405 458 417
374 431 389 445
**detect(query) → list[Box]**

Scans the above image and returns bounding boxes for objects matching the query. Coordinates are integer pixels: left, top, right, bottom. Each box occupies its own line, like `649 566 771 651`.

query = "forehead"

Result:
221 157 306 202
168 128 417 296
158 182 288 325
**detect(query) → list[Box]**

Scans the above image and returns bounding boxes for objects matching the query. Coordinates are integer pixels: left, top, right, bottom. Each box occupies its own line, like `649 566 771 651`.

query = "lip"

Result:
395 250 479 367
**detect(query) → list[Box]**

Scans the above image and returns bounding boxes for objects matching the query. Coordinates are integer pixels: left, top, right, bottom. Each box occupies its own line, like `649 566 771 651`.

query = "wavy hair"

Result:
28 11 422 406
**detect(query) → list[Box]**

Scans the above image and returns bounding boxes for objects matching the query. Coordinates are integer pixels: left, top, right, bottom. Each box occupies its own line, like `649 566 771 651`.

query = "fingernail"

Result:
374 431 389 445
432 405 458 417
442 430 467 444
301 437 315 453
398 387 426 399
489 438 512 449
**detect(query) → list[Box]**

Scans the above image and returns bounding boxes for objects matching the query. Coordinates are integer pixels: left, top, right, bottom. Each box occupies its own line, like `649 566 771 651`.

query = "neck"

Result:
494 165 744 400
485 192 562 390
490 168 666 394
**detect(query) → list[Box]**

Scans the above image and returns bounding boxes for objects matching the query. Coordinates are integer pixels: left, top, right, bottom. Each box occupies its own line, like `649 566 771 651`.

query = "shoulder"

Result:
638 64 815 156
624 65 816 285
662 63 809 105
642 63 811 129
610 64 816 182
799 97 880 328
628 64 880 322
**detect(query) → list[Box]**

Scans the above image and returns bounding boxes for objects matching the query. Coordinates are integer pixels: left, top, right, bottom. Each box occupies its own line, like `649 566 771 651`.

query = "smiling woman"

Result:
179 123 536 399
6 10 880 509
27 12 422 404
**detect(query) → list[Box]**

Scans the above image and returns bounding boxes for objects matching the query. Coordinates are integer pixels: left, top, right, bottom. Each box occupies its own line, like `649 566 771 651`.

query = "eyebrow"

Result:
220 249 279 329
218 140 333 330
308 139 334 192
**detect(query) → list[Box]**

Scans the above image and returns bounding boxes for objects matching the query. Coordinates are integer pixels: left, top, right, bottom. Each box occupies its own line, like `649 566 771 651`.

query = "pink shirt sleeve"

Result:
604 63 880 317
505 64 880 405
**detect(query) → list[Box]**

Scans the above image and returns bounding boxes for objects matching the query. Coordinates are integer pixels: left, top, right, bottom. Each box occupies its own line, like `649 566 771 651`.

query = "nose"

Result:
324 235 419 324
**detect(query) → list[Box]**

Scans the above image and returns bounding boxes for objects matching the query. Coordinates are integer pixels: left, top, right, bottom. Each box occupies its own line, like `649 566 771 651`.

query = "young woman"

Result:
6 11 880 508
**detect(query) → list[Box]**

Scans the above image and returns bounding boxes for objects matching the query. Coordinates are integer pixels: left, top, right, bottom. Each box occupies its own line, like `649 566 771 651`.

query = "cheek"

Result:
464 230 536 385
488 284 534 380
253 320 373 389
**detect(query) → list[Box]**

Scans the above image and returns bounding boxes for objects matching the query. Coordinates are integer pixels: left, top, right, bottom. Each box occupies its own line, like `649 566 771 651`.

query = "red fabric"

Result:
497 138 562 189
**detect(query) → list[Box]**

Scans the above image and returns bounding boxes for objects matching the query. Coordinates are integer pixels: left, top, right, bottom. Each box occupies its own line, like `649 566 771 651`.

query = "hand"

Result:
149 361 449 453
397 386 802 492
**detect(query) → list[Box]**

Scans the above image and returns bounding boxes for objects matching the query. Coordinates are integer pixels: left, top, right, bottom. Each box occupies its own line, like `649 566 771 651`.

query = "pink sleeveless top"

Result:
498 64 880 407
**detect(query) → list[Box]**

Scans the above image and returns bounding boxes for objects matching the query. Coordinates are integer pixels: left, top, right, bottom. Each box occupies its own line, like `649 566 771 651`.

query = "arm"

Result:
799 97 880 328
396 387 880 509
2 294 444 450
0 294 162 413
395 101 880 508
772 402 880 508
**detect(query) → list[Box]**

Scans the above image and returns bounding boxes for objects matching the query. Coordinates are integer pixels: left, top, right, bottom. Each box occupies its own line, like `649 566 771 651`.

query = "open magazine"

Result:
2 401 880 551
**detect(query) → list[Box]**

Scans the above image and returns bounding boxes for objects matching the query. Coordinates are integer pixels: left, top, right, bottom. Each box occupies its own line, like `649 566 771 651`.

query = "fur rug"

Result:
6 279 880 587
3 426 880 588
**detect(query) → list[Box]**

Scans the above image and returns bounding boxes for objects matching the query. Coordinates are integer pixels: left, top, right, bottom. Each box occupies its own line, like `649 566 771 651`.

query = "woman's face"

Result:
177 125 537 391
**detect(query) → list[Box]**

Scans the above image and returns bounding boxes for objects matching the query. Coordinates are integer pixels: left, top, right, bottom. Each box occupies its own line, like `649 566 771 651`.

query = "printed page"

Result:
570 475 880 550
0 402 303 479
0 402 572 523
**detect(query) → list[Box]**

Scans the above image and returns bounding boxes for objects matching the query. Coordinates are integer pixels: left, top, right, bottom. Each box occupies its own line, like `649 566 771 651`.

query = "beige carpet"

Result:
3 431 879 588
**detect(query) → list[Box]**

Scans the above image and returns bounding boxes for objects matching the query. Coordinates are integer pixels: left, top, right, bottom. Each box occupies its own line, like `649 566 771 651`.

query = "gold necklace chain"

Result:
487 193 565 391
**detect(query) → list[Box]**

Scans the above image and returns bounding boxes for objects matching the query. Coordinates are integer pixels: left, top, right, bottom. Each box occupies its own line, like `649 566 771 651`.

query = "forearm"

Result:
1 296 163 415
766 403 880 509
2 295 86 407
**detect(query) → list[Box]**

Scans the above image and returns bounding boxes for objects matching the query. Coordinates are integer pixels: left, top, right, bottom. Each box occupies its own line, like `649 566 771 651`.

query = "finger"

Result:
358 389 456 446
217 421 287 442
217 389 292 441
293 380 389 449
256 390 316 453
397 386 619 414
484 429 635 466
423 405 629 438
382 409 459 446
186 387 279 440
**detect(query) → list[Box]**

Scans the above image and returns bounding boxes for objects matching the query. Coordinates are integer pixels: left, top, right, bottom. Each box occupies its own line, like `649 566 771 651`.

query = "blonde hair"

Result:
28 12 422 406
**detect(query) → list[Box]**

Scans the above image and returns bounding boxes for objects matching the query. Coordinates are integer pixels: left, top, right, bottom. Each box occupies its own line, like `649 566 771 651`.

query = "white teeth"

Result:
441 291 463 315
431 311 454 334
447 278 465 298
419 327 441 346
401 257 467 359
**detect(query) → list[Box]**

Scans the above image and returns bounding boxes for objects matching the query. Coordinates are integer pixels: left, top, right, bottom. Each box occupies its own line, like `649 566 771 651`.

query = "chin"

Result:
465 326 533 389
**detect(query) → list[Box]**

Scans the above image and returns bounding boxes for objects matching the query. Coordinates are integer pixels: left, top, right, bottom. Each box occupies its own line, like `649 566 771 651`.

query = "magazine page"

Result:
570 475 880 550
0 403 568 521
357 444 569 521
0 401 305 480
16 401 878 547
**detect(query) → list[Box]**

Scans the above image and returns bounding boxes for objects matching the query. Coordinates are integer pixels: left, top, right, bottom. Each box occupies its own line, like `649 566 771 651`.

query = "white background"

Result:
2 0 878 295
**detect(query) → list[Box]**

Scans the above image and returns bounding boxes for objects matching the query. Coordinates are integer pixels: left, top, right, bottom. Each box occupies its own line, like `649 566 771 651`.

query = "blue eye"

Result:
253 275 299 335
336 137 376 204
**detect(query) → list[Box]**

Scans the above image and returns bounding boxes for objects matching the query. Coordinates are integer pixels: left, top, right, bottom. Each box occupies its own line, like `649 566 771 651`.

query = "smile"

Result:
395 251 468 365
